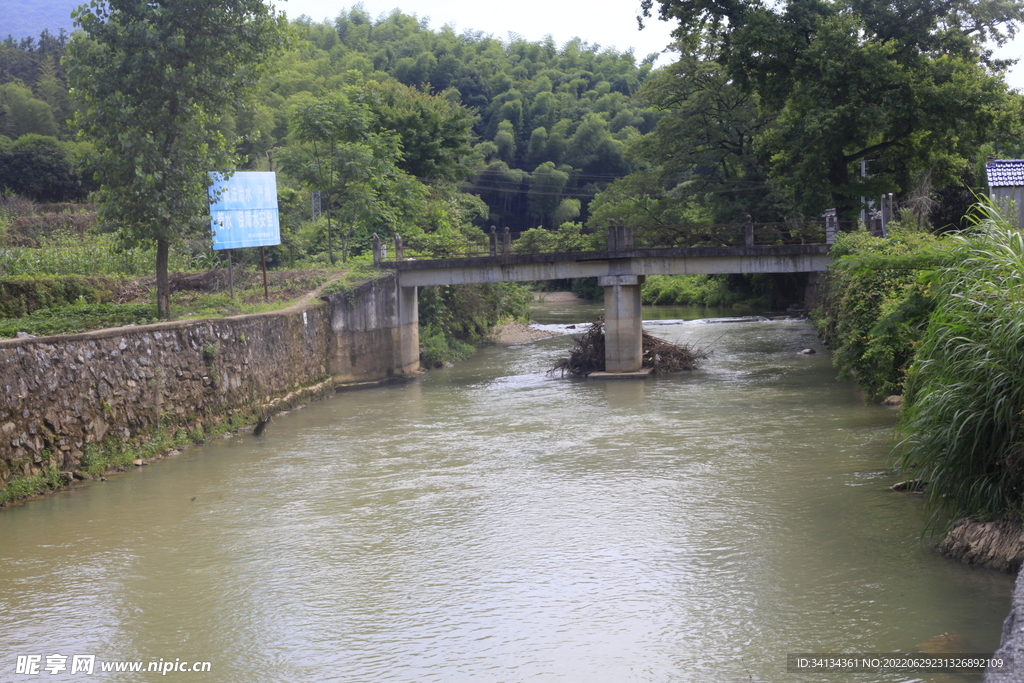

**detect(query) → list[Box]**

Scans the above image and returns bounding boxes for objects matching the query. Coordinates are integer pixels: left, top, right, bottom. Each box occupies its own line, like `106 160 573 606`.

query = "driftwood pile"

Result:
550 319 709 377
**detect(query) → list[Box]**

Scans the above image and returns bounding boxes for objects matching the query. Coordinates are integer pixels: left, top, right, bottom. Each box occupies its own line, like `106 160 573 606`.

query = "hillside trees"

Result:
276 76 489 262
255 12 665 230
360 78 477 181
6 12 665 236
67 0 286 319
589 54 786 228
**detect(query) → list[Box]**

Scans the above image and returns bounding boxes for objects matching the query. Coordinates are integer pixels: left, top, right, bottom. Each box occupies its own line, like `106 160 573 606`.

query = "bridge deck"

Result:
381 244 831 287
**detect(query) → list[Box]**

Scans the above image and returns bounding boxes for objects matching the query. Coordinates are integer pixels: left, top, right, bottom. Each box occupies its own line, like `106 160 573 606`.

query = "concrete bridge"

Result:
375 224 834 375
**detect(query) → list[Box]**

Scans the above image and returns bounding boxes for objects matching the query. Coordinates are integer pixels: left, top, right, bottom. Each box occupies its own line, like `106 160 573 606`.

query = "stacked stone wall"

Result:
0 275 417 488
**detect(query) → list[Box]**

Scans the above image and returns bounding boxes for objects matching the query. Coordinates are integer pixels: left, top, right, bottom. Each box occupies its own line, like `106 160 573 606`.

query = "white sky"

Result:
274 0 1024 90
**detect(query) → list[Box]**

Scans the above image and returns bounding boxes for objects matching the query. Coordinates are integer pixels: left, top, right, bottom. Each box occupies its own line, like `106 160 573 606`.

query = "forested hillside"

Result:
243 9 663 231
3 0 1023 243
1 9 660 233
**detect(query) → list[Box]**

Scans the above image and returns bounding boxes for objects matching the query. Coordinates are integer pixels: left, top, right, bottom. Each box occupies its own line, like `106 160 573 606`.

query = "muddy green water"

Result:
0 302 1014 683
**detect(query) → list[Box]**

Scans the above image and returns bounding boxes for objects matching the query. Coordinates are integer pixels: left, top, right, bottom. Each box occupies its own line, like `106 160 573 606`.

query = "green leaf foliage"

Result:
0 275 120 318
0 301 157 338
638 0 1024 222
897 215 1024 525
0 134 83 202
65 0 287 317
418 282 532 367
814 227 944 400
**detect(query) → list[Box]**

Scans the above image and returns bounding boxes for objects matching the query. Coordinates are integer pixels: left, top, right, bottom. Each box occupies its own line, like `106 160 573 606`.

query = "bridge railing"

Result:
376 219 859 263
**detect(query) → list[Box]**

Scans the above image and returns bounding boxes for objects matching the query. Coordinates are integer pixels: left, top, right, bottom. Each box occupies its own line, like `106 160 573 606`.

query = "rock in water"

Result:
937 517 1024 572
916 632 968 654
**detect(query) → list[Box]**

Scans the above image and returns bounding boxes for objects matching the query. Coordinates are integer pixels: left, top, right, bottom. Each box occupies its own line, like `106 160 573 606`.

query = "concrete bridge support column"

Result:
397 285 420 374
599 274 645 373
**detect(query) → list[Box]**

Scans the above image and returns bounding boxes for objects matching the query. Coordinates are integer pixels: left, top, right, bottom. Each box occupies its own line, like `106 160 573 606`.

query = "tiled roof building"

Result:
986 160 1024 231
986 160 1024 187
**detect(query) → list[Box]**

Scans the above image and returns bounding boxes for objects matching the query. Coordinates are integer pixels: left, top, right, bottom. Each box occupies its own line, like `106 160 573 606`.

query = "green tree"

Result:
527 161 570 227
66 0 286 318
278 89 417 262
640 0 1024 220
626 55 785 223
361 78 477 182
0 134 83 202
0 82 58 139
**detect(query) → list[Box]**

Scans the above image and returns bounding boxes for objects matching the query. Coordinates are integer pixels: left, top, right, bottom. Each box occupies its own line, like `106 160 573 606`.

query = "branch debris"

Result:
549 319 710 377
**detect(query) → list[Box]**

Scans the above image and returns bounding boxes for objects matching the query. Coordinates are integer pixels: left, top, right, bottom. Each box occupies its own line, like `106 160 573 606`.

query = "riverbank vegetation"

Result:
419 282 533 367
814 227 944 400
897 216 1024 527
640 273 809 310
814 210 1024 529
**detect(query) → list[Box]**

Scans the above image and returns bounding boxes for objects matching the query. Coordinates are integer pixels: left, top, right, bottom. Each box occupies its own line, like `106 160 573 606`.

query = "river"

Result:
0 301 1013 682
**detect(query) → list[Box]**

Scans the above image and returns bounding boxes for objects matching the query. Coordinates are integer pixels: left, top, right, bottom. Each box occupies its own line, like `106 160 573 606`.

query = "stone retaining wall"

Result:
986 566 1024 682
0 275 418 488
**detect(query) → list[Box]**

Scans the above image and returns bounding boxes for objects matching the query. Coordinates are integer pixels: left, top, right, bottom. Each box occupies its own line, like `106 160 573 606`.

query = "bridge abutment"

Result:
599 274 645 373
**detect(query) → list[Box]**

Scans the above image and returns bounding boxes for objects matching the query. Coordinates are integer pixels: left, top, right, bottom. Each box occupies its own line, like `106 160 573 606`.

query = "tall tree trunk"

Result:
829 161 858 223
156 237 170 319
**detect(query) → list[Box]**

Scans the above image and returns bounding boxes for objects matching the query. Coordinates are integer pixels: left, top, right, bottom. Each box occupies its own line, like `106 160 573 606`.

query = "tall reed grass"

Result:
897 212 1024 526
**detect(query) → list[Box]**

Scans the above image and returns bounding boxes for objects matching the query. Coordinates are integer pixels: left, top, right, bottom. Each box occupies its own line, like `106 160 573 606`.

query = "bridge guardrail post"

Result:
372 233 382 265
489 226 497 257
503 227 511 256
394 234 403 260
609 220 629 252
745 215 754 248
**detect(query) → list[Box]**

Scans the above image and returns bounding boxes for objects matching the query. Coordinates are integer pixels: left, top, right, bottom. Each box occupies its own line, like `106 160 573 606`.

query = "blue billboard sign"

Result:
208 172 281 250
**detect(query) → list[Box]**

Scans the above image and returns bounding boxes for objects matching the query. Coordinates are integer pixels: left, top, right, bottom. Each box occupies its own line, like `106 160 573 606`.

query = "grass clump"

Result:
0 275 122 318
0 464 67 506
896 213 1024 527
319 260 389 298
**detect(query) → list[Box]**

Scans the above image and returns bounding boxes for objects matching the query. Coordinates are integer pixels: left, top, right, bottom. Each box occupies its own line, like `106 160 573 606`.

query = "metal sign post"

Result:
226 249 234 299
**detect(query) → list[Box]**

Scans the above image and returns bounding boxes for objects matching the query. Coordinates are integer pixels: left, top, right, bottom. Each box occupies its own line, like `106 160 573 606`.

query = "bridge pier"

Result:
599 275 645 373
397 285 420 374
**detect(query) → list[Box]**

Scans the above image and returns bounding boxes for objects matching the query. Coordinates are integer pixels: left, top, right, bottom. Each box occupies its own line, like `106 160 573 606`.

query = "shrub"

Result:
814 227 944 400
418 282 532 366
